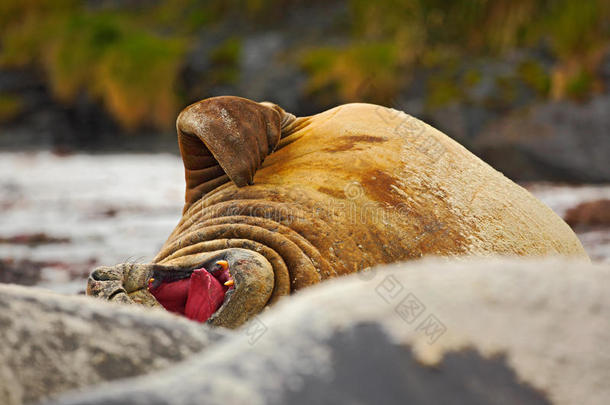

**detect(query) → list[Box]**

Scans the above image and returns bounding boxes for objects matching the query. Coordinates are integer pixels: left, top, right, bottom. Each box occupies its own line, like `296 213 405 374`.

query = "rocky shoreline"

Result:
2 258 608 405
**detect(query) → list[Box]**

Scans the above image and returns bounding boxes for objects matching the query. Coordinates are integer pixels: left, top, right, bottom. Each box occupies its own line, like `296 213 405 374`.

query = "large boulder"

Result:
0 285 226 405
41 257 608 405
475 95 610 182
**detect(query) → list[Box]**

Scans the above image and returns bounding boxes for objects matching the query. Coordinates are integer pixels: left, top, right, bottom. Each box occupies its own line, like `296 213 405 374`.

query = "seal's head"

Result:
87 96 297 328
87 248 274 328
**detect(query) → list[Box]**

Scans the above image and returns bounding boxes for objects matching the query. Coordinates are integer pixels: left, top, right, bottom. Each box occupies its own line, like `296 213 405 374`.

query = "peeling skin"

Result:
87 96 588 328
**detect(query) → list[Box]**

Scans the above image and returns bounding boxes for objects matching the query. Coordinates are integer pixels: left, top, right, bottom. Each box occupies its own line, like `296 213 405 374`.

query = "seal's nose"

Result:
175 101 210 140
175 96 283 209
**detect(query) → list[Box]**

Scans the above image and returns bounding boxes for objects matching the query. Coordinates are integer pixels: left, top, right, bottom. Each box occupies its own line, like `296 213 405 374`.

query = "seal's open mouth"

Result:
148 260 234 323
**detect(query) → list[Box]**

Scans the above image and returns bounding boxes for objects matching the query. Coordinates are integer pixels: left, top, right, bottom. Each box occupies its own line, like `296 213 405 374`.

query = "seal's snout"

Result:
176 96 283 210
175 102 210 140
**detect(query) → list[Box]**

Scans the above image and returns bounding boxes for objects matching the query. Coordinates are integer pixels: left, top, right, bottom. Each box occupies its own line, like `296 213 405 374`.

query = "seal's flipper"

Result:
176 96 282 211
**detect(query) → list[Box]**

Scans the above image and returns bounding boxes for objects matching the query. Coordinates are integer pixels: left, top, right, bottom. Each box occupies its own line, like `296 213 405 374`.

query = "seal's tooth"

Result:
215 260 229 271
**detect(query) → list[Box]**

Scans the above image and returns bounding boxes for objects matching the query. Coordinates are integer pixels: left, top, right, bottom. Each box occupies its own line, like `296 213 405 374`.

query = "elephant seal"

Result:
87 96 587 328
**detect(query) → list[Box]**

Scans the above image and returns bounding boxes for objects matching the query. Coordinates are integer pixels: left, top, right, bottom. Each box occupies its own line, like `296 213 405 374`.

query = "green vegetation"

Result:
426 75 463 109
209 37 243 86
463 69 482 88
0 1 188 130
518 61 551 97
0 93 22 122
565 70 594 100
301 42 402 105
344 0 609 103
43 12 186 129
0 0 608 129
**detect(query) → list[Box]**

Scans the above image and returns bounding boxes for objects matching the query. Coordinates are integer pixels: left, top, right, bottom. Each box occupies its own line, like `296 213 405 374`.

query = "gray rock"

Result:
0 284 227 405
46 258 609 405
474 95 610 182
235 32 307 112
598 51 610 90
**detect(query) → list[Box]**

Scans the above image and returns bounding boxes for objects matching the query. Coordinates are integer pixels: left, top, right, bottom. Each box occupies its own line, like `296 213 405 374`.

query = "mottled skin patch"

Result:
323 134 389 153
360 169 404 207
316 186 345 199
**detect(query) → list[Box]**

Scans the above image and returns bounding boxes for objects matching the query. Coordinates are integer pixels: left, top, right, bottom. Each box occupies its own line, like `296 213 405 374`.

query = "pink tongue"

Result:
148 278 189 314
184 269 226 322
149 268 229 323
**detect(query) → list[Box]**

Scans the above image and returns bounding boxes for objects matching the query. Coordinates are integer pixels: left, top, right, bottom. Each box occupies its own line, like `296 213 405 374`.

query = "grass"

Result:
0 0 608 129
300 42 402 105
518 61 551 97
0 2 187 130
0 93 22 121
208 37 243 86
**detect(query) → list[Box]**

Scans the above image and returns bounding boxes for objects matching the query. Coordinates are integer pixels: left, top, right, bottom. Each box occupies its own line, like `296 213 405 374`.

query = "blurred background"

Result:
1 0 609 292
